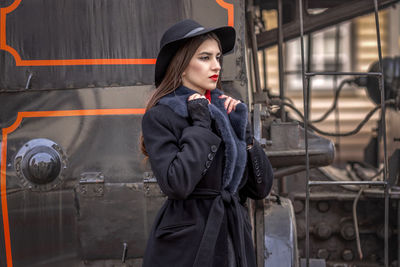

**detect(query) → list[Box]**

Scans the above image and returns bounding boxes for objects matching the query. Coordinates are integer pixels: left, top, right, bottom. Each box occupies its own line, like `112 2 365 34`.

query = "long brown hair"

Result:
140 33 223 156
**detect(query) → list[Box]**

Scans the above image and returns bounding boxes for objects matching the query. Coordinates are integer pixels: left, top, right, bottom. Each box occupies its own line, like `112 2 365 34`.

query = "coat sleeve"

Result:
142 107 222 199
239 139 274 200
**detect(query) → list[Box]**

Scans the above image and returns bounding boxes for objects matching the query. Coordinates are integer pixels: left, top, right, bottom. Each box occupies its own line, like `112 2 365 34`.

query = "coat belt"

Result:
182 188 248 267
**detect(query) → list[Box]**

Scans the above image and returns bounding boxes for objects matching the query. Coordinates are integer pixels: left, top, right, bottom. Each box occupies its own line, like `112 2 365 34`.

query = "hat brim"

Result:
155 26 236 87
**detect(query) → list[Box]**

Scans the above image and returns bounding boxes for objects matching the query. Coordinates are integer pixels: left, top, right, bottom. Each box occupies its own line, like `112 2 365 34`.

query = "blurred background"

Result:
257 3 400 164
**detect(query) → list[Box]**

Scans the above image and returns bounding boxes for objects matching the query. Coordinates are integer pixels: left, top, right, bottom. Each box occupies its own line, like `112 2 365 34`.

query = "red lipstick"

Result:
209 75 219 81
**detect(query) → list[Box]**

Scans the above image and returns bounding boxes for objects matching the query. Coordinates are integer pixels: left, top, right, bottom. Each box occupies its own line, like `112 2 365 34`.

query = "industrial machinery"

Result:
0 0 399 266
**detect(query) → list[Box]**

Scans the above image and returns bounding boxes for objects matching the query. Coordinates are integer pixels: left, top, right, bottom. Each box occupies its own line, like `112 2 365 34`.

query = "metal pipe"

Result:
372 1 389 266
298 0 310 266
262 49 267 89
277 0 287 195
246 2 262 94
292 191 400 201
25 72 33 90
306 33 313 122
278 0 286 121
305 71 382 76
309 180 387 186
121 242 128 263
259 5 268 89
333 25 341 163
274 165 307 179
353 189 364 260
398 200 400 267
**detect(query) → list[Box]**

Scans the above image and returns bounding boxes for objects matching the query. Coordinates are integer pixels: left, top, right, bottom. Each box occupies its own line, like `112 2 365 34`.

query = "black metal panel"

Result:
8 190 78 267
1 0 191 89
0 0 245 91
1 0 179 90
0 86 154 265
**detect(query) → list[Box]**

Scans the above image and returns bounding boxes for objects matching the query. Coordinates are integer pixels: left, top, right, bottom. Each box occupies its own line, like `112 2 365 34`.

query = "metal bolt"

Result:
340 223 355 241
297 222 306 240
342 249 354 261
376 224 393 239
293 200 304 213
317 248 329 259
317 201 330 213
314 222 332 240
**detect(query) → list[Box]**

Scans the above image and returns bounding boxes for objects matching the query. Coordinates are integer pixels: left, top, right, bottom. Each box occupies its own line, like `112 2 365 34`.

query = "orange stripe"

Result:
4 0 21 13
16 58 156 66
1 133 12 267
21 108 146 117
0 9 6 50
0 108 145 267
3 45 21 64
216 0 234 27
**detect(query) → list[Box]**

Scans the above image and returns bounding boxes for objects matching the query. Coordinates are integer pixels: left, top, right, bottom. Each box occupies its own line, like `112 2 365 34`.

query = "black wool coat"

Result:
141 86 273 267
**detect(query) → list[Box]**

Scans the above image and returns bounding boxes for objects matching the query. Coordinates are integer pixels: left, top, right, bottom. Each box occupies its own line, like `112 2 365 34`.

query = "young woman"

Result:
141 19 273 267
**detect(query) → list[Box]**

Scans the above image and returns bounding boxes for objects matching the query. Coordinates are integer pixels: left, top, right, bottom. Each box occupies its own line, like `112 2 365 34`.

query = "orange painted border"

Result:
0 0 234 66
0 108 145 267
216 0 234 27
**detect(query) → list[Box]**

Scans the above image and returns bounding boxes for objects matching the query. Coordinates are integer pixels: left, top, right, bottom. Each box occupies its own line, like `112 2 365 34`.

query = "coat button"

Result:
205 160 211 168
208 153 214 160
211 145 218 153
256 178 262 184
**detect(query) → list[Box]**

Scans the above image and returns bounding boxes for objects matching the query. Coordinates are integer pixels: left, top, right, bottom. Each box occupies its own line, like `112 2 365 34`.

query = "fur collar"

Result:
158 85 248 193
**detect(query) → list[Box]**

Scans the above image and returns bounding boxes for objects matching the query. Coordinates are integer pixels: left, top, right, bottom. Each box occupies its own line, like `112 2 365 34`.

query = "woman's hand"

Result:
187 93 211 129
219 95 240 114
188 93 210 103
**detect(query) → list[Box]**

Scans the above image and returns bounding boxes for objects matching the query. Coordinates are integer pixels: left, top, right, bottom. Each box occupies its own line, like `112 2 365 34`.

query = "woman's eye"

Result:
199 56 209 60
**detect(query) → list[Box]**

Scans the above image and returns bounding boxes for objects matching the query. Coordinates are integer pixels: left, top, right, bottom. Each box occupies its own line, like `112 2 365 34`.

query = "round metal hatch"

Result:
14 138 67 191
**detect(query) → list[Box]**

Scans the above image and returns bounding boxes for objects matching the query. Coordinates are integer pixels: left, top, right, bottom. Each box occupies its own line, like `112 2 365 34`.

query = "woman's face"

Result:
181 38 221 95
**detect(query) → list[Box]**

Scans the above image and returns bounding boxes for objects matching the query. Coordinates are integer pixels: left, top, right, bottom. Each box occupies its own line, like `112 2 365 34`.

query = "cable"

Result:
353 188 364 260
311 79 354 123
280 99 395 137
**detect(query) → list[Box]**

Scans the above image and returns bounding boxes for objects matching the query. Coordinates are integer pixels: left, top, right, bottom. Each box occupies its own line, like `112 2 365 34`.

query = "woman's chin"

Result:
204 82 218 91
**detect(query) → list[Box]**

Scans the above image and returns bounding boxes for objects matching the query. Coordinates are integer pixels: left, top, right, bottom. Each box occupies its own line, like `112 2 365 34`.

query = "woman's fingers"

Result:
228 99 240 113
228 99 236 114
219 94 239 113
189 94 239 112
188 93 206 101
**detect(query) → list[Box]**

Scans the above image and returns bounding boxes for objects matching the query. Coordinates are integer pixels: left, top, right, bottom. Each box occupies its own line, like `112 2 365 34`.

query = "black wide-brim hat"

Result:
155 19 236 87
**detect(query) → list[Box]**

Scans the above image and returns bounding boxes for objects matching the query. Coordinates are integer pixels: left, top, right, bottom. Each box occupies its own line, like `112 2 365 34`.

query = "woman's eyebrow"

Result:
198 51 221 56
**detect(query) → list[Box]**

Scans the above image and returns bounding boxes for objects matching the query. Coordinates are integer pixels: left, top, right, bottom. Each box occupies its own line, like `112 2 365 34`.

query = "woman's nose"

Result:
212 58 221 71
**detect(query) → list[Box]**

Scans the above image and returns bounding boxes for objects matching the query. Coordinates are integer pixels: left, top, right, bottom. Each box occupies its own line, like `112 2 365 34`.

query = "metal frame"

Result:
258 0 398 49
298 0 391 266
